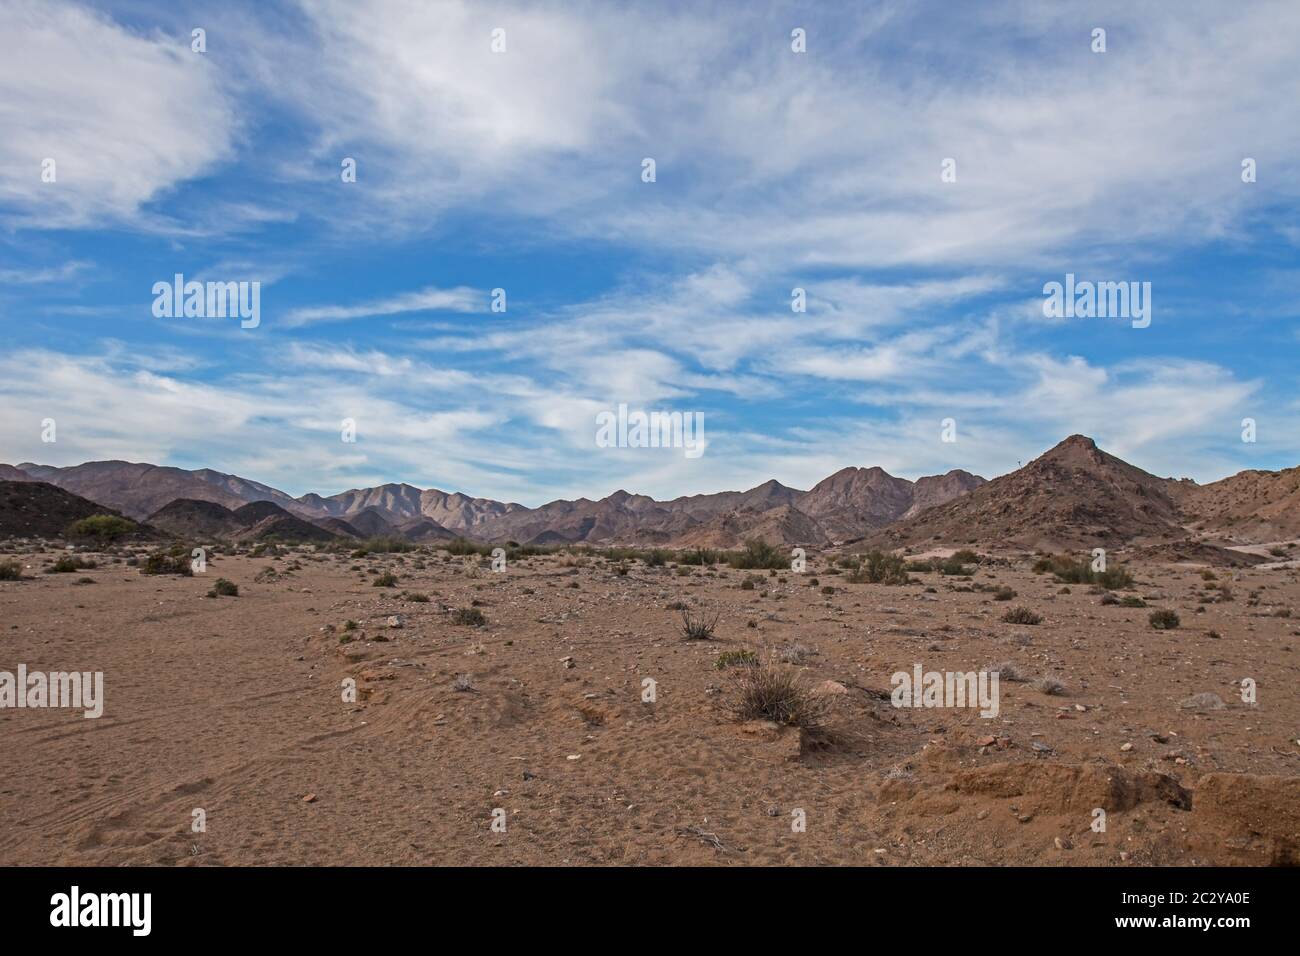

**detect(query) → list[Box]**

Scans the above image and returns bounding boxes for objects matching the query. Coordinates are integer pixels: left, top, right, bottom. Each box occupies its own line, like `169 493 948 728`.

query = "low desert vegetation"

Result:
208 578 239 597
730 663 830 732
847 550 910 585
46 555 96 574
372 572 398 588
727 539 788 571
1148 609 1181 630
451 607 486 627
355 536 416 555
141 551 193 576
0 559 24 581
1001 606 1043 625
677 546 721 566
1032 676 1067 696
993 586 1017 601
715 648 759 669
679 607 720 640
65 514 138 543
1033 554 1134 589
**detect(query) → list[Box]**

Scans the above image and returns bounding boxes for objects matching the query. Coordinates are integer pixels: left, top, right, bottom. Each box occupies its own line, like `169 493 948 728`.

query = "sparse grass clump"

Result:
209 578 238 597
372 572 398 588
1120 595 1147 608
1148 609 1180 630
730 664 830 732
993 586 1017 601
452 607 486 627
1032 676 1067 696
679 607 720 640
1001 606 1043 625
775 642 814 664
0 560 24 581
715 648 759 670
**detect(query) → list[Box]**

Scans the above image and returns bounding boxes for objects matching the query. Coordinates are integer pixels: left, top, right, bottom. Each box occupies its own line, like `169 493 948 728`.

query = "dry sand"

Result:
1 545 1297 866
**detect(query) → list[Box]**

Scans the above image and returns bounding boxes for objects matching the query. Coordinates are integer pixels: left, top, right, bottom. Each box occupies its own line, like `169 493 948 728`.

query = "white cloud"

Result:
284 285 482 326
0 0 236 228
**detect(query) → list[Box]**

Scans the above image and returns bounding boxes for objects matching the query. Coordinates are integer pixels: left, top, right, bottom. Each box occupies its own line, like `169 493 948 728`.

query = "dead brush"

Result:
679 607 720 640
729 662 830 733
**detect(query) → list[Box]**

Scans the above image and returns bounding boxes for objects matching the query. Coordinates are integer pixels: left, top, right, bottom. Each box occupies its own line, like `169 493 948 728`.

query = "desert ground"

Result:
1 542 1298 866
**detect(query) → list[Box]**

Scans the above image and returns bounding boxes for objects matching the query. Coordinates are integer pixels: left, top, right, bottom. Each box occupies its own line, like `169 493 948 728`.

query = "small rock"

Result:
386 615 404 628
1120 742 1134 752
1179 692 1225 711
302 793 317 803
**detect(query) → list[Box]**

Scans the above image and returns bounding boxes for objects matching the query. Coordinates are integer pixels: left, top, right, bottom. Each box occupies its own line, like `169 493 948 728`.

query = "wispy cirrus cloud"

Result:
283 285 482 326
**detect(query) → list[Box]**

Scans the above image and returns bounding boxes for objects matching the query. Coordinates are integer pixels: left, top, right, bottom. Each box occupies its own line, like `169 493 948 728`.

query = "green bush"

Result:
728 539 788 571
848 550 910 585
65 513 137 542
677 547 720 566
1033 554 1133 589
210 578 239 597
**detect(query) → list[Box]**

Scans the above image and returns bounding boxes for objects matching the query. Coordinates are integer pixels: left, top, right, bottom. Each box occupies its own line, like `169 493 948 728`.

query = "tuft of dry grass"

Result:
679 607 720 640
1032 676 1067 696
730 663 830 732
1001 606 1043 625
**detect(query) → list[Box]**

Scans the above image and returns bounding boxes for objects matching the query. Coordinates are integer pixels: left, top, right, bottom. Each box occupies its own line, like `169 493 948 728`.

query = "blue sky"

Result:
1 0 1297 504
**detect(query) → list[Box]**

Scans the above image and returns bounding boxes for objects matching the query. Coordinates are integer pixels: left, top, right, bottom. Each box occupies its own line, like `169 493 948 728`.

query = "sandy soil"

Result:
1 546 1297 866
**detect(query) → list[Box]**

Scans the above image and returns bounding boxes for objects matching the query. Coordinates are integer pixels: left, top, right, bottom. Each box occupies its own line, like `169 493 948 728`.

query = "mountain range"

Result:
3 435 1298 551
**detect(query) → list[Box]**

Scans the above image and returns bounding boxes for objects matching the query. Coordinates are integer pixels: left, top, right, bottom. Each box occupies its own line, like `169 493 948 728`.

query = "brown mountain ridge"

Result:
5 435 1298 550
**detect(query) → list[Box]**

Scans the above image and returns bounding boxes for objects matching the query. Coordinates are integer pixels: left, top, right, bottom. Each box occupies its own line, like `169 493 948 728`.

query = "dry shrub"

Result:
730 663 830 732
679 607 720 640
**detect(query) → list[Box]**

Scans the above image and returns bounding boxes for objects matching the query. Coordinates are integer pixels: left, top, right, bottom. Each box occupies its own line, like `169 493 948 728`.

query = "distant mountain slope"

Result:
14 460 300 519
1181 466 1300 543
145 498 244 538
0 480 127 539
671 504 831 549
14 435 1295 550
869 435 1186 550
